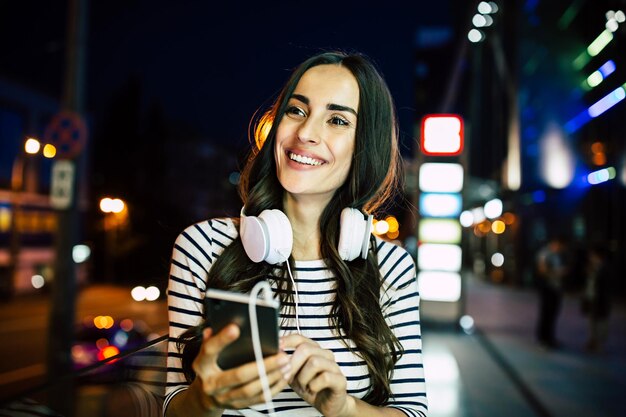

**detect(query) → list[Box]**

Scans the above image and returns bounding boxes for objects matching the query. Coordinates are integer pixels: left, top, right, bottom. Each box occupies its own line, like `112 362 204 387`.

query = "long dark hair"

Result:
178 51 403 405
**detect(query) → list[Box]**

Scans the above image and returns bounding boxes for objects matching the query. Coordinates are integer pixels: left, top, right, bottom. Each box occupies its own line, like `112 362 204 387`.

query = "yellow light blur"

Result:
43 144 57 158
492 220 506 234
0 207 10 232
477 220 491 234
254 112 273 149
386 230 400 240
385 216 399 233
93 315 114 329
98 345 120 361
24 138 41 154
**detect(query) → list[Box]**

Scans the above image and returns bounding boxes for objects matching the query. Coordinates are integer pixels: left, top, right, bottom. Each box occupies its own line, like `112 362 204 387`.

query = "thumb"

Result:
193 324 240 375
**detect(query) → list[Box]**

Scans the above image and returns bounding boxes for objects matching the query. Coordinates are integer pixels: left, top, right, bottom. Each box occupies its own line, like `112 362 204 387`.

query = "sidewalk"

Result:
462 275 626 417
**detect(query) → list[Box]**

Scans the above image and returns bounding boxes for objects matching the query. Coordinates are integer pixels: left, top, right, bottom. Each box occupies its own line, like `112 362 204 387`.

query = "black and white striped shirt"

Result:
164 218 428 416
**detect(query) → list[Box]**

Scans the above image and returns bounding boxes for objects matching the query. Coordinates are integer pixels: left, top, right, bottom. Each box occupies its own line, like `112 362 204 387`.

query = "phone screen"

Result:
204 289 280 370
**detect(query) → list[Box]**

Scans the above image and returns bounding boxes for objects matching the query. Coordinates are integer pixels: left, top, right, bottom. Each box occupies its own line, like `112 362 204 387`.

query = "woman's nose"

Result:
296 118 321 144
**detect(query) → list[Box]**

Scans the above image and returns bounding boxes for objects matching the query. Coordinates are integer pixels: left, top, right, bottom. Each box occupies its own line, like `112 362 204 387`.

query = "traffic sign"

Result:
44 111 88 159
50 160 75 209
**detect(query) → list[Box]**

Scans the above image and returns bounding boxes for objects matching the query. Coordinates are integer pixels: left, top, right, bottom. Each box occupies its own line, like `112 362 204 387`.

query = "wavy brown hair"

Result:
178 51 404 405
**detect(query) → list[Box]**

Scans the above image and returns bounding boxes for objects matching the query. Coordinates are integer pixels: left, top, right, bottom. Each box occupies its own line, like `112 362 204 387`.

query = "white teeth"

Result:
288 152 323 166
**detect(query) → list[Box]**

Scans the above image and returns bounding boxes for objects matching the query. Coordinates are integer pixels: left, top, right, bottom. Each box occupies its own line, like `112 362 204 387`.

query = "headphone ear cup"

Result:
240 208 293 264
258 209 293 264
338 208 369 261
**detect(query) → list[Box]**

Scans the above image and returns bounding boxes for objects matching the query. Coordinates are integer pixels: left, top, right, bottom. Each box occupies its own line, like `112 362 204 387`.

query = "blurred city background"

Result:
1 0 625 416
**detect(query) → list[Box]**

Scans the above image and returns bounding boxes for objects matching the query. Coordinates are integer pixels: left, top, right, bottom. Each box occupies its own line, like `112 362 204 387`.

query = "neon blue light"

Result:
599 60 616 77
419 193 463 217
588 87 626 118
532 190 546 203
587 167 616 185
564 111 591 133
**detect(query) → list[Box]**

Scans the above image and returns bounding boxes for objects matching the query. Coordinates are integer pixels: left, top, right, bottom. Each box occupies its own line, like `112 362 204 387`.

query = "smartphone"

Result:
204 288 280 370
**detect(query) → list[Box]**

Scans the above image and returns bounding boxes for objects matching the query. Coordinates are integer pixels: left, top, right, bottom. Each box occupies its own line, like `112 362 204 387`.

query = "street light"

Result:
99 197 128 281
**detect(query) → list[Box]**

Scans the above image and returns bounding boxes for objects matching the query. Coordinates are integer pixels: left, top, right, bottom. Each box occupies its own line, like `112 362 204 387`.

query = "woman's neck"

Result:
283 194 328 261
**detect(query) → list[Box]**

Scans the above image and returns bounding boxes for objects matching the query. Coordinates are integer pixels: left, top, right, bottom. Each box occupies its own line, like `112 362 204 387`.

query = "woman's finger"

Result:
192 324 240 376
219 365 290 409
217 351 290 389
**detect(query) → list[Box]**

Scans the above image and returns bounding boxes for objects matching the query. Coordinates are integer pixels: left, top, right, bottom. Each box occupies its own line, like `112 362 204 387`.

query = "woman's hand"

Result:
190 324 292 413
281 334 355 417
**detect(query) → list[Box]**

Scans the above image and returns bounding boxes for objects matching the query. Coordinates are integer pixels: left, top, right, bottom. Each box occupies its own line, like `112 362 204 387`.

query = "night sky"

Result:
2 0 457 154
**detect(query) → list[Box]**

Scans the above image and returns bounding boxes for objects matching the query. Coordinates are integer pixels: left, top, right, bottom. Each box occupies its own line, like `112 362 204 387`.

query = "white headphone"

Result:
240 207 373 264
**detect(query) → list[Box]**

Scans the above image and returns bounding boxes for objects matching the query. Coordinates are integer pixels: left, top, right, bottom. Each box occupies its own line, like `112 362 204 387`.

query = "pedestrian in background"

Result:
581 243 612 353
535 236 570 349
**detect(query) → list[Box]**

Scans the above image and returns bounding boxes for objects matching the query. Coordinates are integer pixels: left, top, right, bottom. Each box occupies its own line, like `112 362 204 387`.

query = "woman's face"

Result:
274 64 359 204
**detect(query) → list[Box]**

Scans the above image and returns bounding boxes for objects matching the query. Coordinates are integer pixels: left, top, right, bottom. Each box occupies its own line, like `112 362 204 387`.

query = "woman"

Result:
164 51 428 417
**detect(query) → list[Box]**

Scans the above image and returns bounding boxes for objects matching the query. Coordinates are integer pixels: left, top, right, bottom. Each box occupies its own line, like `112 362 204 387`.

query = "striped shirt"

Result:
164 218 428 417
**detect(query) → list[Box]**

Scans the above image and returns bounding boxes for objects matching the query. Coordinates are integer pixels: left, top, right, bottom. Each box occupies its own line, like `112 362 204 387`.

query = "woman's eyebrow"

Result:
291 94 358 117
327 103 357 117
291 94 357 117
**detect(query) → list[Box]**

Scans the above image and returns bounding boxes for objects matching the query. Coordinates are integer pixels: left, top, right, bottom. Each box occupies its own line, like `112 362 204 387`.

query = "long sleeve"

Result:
163 219 238 414
378 239 429 417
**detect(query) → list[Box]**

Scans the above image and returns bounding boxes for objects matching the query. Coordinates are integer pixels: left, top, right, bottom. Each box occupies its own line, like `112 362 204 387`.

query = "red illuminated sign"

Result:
420 114 464 156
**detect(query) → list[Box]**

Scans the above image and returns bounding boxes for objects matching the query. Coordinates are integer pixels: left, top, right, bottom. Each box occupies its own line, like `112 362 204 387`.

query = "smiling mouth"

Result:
288 152 324 166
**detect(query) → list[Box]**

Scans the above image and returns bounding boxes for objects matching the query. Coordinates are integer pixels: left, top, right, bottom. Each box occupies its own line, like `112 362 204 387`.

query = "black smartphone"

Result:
204 288 280 370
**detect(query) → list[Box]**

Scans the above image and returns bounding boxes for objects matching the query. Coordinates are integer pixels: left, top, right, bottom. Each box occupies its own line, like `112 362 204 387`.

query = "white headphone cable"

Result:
249 280 277 417
284 260 301 334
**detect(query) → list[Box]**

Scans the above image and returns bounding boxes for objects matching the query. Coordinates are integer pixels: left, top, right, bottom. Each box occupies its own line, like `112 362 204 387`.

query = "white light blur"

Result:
419 163 464 193
131 286 147 301
459 210 474 227
491 252 505 267
606 19 619 32
145 286 160 301
31 274 45 289
483 198 503 219
418 243 462 272
374 220 390 235
419 219 462 244
418 271 462 302
468 28 485 43
72 244 91 263
423 347 461 415
100 198 125 214
540 123 575 189
24 138 41 154
420 193 462 217
459 315 475 334
473 14 486 27
615 10 625 22
477 1 492 13
471 207 486 224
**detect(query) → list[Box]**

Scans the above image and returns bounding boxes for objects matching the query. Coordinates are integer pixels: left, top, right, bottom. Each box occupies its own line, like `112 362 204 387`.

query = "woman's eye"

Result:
329 116 349 126
286 106 306 117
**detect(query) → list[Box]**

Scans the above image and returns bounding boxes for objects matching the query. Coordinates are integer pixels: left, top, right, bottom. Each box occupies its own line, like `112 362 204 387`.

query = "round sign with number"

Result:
44 111 88 159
